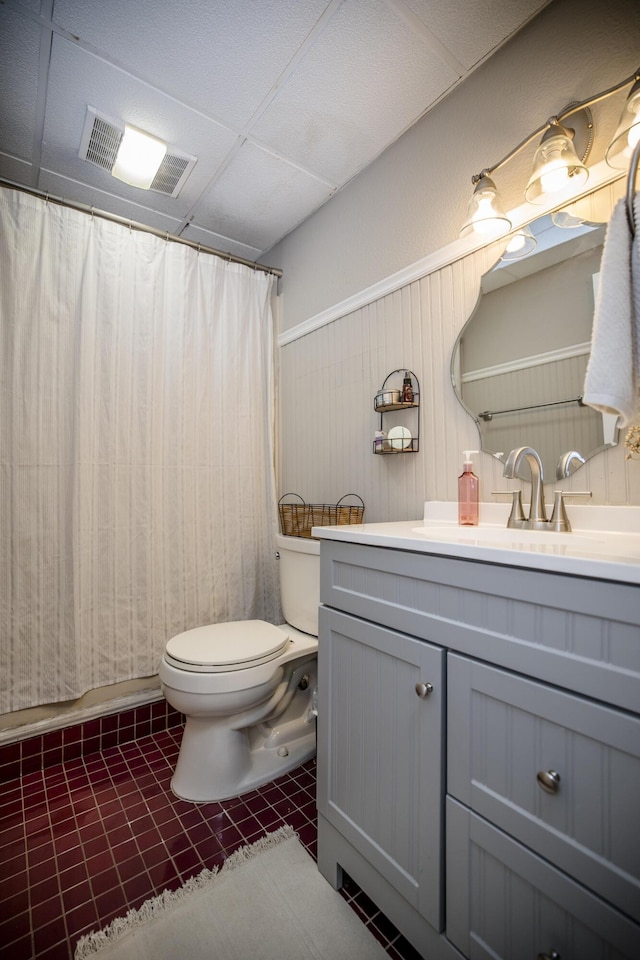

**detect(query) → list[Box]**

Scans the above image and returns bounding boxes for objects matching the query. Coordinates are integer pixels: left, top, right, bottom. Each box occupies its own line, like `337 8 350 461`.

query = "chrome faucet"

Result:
503 446 548 529
500 446 592 532
556 450 586 479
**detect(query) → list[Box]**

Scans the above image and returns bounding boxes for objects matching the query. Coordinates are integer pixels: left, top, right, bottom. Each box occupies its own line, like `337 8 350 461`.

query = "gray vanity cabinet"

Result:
316 606 445 934
446 655 640 959
316 538 640 960
446 798 640 959
447 655 640 926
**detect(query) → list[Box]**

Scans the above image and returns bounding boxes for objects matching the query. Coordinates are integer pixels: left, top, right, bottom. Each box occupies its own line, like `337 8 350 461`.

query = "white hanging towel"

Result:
583 195 640 427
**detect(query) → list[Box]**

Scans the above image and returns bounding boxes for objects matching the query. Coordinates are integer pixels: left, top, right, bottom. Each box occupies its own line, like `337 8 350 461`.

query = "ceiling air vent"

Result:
80 108 122 171
150 153 193 197
79 107 197 198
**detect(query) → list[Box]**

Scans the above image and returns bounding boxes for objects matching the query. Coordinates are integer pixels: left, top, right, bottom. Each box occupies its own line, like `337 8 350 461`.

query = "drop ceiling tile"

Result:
0 155 35 185
180 223 264 264
251 0 459 184
193 141 334 252
9 0 41 12
402 0 549 70
38 170 186 235
3 0 554 257
0 5 41 159
41 35 239 217
52 0 330 130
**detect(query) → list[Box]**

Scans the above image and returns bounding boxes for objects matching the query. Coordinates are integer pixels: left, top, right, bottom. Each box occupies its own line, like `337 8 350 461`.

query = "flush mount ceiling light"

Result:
111 125 167 189
460 67 640 240
79 107 197 198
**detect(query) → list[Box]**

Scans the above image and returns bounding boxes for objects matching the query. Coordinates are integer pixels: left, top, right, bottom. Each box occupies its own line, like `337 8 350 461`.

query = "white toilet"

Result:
159 534 319 802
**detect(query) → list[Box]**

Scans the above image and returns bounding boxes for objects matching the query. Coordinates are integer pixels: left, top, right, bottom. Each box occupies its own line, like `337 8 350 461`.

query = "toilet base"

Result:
170 716 316 803
161 624 318 804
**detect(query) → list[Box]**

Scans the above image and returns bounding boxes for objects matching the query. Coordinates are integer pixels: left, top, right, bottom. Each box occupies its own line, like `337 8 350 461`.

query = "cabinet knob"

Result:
415 682 433 698
536 770 560 794
537 952 561 960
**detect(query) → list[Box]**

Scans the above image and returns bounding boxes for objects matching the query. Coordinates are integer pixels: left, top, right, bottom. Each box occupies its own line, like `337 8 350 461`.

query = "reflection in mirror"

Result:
451 211 619 482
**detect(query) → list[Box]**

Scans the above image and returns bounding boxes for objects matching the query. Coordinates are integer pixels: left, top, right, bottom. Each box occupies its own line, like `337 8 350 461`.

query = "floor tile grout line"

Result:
2 735 409 960
98 738 212 904
20 765 37 960
59 751 131 952
44 757 95 954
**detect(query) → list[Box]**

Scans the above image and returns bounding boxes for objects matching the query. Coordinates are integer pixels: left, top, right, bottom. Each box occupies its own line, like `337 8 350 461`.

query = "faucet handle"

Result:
492 490 526 528
549 491 592 532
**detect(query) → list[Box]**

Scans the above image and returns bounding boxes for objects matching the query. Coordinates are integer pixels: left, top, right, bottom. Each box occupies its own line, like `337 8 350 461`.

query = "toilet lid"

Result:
165 620 289 672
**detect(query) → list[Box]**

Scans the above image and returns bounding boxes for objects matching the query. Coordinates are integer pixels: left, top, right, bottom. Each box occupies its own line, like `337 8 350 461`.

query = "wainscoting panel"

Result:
278 180 638 522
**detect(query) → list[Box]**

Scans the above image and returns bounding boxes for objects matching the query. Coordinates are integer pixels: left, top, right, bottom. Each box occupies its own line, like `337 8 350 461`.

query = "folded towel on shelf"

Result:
583 194 640 427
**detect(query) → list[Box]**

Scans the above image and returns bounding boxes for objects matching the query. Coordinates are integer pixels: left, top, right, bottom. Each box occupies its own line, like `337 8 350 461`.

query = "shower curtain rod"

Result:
0 178 283 278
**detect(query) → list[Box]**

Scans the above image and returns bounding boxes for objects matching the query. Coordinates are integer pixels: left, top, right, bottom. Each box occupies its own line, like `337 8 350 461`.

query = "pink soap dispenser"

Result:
458 450 479 526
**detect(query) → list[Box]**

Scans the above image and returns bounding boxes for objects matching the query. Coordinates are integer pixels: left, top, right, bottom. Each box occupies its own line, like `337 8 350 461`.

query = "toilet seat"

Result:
164 620 290 673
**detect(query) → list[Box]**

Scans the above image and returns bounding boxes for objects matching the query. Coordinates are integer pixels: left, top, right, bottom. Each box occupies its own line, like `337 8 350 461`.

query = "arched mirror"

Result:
451 210 619 481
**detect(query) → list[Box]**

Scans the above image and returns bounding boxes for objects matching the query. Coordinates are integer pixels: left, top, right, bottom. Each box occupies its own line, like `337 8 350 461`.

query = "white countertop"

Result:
312 502 640 585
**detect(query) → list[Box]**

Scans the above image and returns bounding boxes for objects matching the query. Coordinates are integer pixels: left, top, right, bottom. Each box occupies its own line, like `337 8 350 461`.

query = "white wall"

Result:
269 0 640 332
276 176 640 518
273 0 640 516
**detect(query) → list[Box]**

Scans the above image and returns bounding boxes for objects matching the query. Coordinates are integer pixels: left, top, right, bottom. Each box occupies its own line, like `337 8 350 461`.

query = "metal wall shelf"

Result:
373 368 420 454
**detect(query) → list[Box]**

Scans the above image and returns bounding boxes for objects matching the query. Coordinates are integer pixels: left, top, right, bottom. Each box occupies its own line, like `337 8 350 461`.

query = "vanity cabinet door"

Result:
446 798 640 960
447 653 640 922
317 606 445 931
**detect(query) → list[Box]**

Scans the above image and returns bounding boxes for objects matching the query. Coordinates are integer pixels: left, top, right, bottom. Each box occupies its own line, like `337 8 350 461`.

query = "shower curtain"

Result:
0 188 280 714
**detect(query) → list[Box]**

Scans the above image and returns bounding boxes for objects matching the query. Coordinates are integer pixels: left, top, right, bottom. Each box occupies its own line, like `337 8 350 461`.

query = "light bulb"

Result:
606 82 640 169
473 197 502 235
501 227 536 261
506 233 527 252
460 175 511 239
539 162 570 195
525 129 587 204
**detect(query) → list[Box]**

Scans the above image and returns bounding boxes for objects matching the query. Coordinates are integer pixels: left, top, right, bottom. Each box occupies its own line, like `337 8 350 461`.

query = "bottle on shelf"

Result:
402 371 414 403
458 450 479 526
374 430 386 453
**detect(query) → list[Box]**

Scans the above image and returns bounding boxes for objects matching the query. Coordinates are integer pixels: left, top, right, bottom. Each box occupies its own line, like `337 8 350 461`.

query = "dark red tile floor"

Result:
0 726 421 960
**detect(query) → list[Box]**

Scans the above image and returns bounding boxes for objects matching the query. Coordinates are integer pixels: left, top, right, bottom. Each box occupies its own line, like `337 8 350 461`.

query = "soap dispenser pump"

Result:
458 450 479 526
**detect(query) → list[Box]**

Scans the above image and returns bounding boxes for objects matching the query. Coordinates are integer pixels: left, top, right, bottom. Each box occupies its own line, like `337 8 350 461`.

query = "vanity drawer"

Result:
446 798 640 960
319 540 640 713
447 653 640 923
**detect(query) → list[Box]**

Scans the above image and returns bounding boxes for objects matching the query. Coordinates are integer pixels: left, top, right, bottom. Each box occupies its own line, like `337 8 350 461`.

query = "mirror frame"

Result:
451 211 618 481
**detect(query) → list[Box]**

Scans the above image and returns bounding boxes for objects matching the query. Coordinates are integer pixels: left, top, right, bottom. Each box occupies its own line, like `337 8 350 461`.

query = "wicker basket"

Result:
278 493 365 539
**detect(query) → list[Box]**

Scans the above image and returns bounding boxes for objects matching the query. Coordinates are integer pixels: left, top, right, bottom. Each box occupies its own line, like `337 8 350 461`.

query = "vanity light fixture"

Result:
550 209 587 229
606 77 640 168
500 225 536 261
524 114 590 204
111 125 168 189
461 67 640 239
459 175 510 239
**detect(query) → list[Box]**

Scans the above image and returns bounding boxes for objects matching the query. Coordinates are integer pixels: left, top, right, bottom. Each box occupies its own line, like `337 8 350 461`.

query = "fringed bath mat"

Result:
74 825 388 959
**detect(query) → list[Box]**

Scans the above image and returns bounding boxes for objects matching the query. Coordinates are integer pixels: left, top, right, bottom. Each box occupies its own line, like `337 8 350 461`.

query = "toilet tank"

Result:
276 534 320 637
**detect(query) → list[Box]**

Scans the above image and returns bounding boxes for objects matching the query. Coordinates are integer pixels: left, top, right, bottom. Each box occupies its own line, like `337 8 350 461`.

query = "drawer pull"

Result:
415 682 433 698
536 770 560 794
537 952 561 960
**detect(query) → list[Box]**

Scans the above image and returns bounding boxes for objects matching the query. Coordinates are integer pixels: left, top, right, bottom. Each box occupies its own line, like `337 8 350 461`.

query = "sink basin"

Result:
312 504 640 583
411 525 606 550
